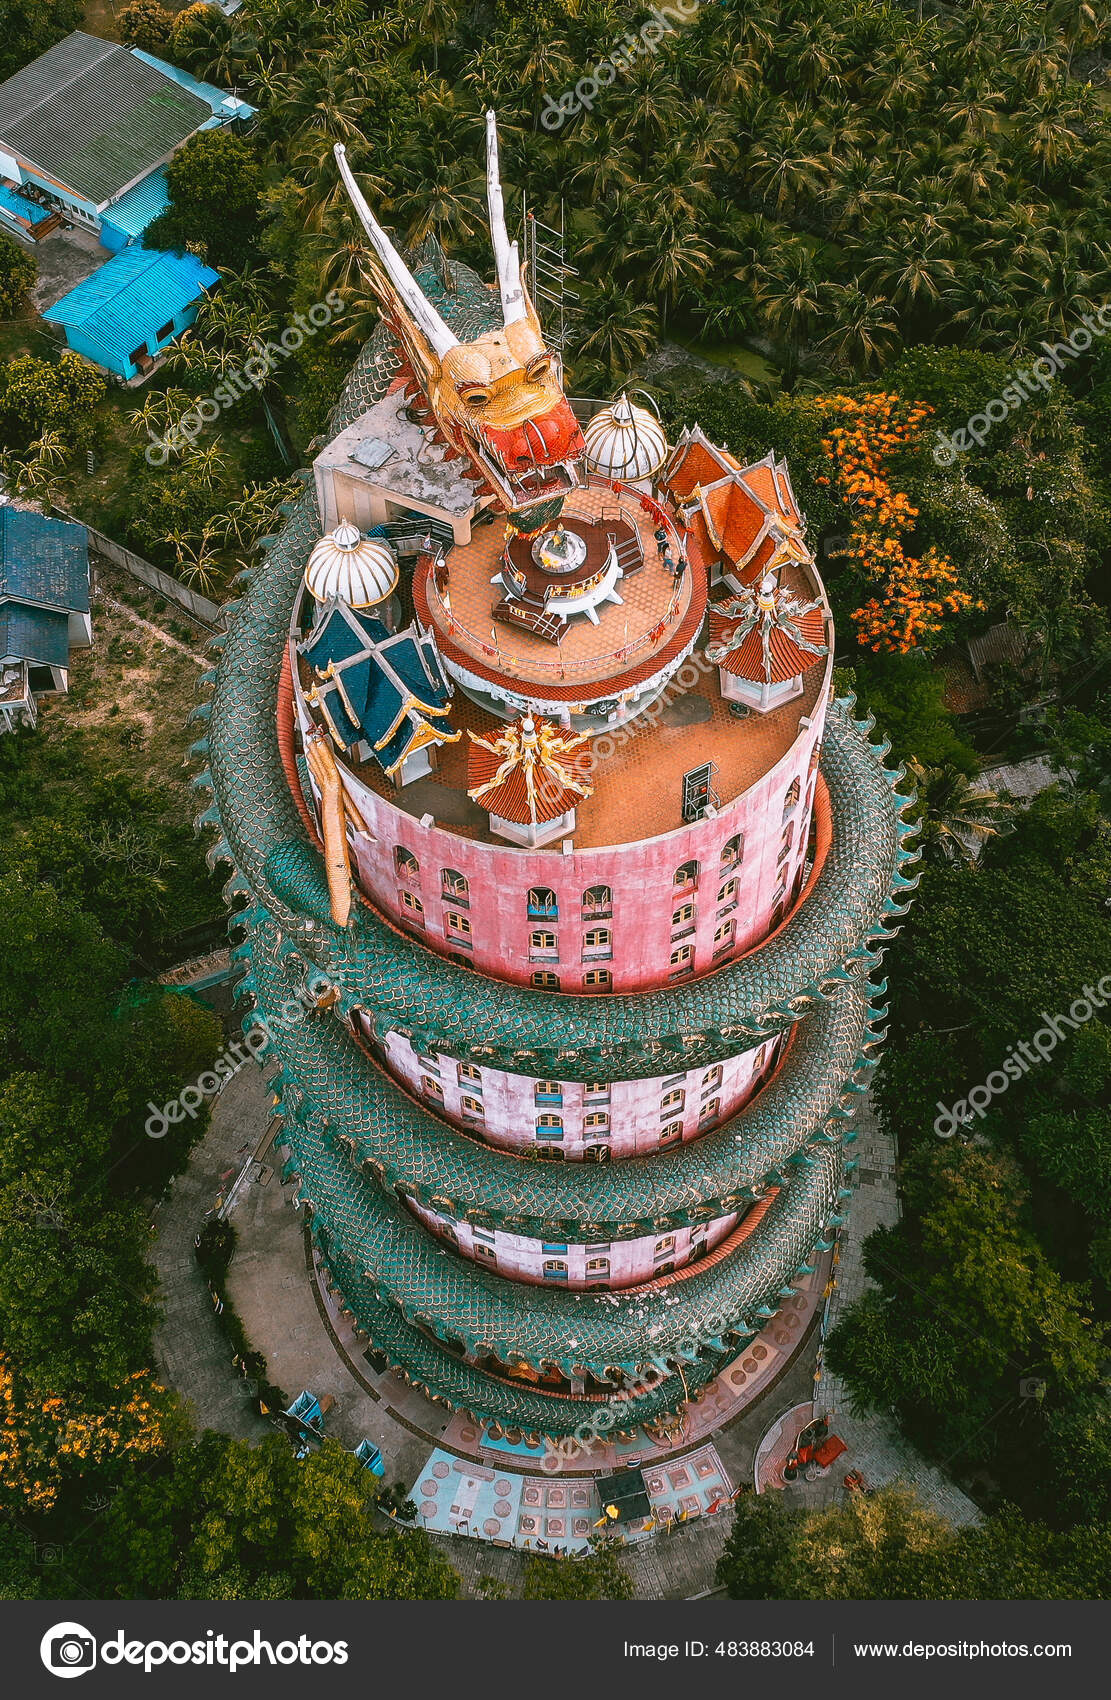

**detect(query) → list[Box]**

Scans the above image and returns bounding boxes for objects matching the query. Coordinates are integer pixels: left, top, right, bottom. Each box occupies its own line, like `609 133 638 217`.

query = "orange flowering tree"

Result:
0 1351 172 1512
816 393 980 653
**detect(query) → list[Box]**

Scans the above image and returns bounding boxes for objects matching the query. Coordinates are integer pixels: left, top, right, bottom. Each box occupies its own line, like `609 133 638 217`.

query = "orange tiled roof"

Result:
707 589 827 685
467 715 594 825
661 429 739 501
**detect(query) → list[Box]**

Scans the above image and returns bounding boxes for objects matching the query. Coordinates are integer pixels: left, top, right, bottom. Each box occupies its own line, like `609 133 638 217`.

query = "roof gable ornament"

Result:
467 713 594 828
706 571 828 686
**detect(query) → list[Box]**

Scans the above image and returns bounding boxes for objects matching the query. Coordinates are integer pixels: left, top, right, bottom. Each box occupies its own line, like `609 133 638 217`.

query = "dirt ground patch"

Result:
38 559 212 828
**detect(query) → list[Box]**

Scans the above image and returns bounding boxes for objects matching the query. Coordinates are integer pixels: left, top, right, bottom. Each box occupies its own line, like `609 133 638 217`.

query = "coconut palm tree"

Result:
858 224 958 320
754 243 824 384
817 285 900 374
905 761 1015 865
413 0 462 74
745 104 830 217
570 279 658 384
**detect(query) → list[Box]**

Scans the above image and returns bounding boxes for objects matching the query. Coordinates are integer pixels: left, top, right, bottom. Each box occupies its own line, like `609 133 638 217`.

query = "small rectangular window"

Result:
155 318 176 342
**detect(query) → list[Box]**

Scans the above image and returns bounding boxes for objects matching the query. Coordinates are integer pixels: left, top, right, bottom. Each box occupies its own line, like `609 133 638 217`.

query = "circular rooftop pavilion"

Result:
412 481 705 720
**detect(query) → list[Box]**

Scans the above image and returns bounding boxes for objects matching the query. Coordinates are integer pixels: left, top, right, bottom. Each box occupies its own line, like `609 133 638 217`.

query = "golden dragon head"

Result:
335 114 586 525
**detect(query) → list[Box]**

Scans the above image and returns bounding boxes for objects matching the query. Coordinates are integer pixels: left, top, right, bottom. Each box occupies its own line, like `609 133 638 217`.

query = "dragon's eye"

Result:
459 383 491 406
526 352 553 381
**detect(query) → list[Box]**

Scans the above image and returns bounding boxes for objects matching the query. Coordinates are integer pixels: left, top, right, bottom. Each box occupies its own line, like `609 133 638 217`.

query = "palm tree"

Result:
413 0 462 74
625 215 713 331
825 152 905 233
858 224 958 319
618 61 685 176
817 286 900 374
905 761 1014 865
745 104 829 217
570 280 658 383
754 243 823 384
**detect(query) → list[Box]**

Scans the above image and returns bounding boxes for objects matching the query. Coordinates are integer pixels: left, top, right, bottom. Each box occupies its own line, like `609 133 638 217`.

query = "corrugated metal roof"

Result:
0 31 209 205
130 49 256 120
0 505 89 612
0 31 116 132
0 602 70 668
43 247 219 362
100 165 169 239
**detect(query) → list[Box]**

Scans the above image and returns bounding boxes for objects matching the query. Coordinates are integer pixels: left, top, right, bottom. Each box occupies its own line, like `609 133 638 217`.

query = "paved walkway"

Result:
979 755 1061 803
150 1062 271 1442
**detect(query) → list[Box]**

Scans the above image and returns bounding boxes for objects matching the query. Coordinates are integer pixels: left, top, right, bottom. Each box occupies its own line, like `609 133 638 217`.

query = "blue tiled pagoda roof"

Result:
300 601 455 775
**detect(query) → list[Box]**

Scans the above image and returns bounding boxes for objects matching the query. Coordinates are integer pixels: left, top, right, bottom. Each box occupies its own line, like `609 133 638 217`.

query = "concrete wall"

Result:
336 698 825 993
369 1023 786 1157
406 1195 741 1290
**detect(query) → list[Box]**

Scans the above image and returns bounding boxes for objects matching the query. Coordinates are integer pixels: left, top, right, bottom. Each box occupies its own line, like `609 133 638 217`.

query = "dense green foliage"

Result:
0 231 35 319
73 1434 459 1600
0 352 106 455
829 790 1111 1522
0 0 80 82
717 1487 1111 1600
193 0 1111 373
115 0 173 55
520 1544 633 1600
145 130 265 271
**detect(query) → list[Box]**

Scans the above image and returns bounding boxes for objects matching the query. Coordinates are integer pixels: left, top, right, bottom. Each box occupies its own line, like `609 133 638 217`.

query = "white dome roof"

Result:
305 522 398 607
584 394 668 481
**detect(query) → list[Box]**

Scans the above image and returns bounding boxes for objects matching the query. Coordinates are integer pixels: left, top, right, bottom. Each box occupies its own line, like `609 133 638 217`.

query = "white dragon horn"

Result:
334 143 458 359
485 110 526 327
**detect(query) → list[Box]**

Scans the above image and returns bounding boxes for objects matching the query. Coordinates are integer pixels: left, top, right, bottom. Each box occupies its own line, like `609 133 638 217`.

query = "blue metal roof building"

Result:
0 504 90 732
98 166 170 252
42 246 219 381
130 50 256 126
